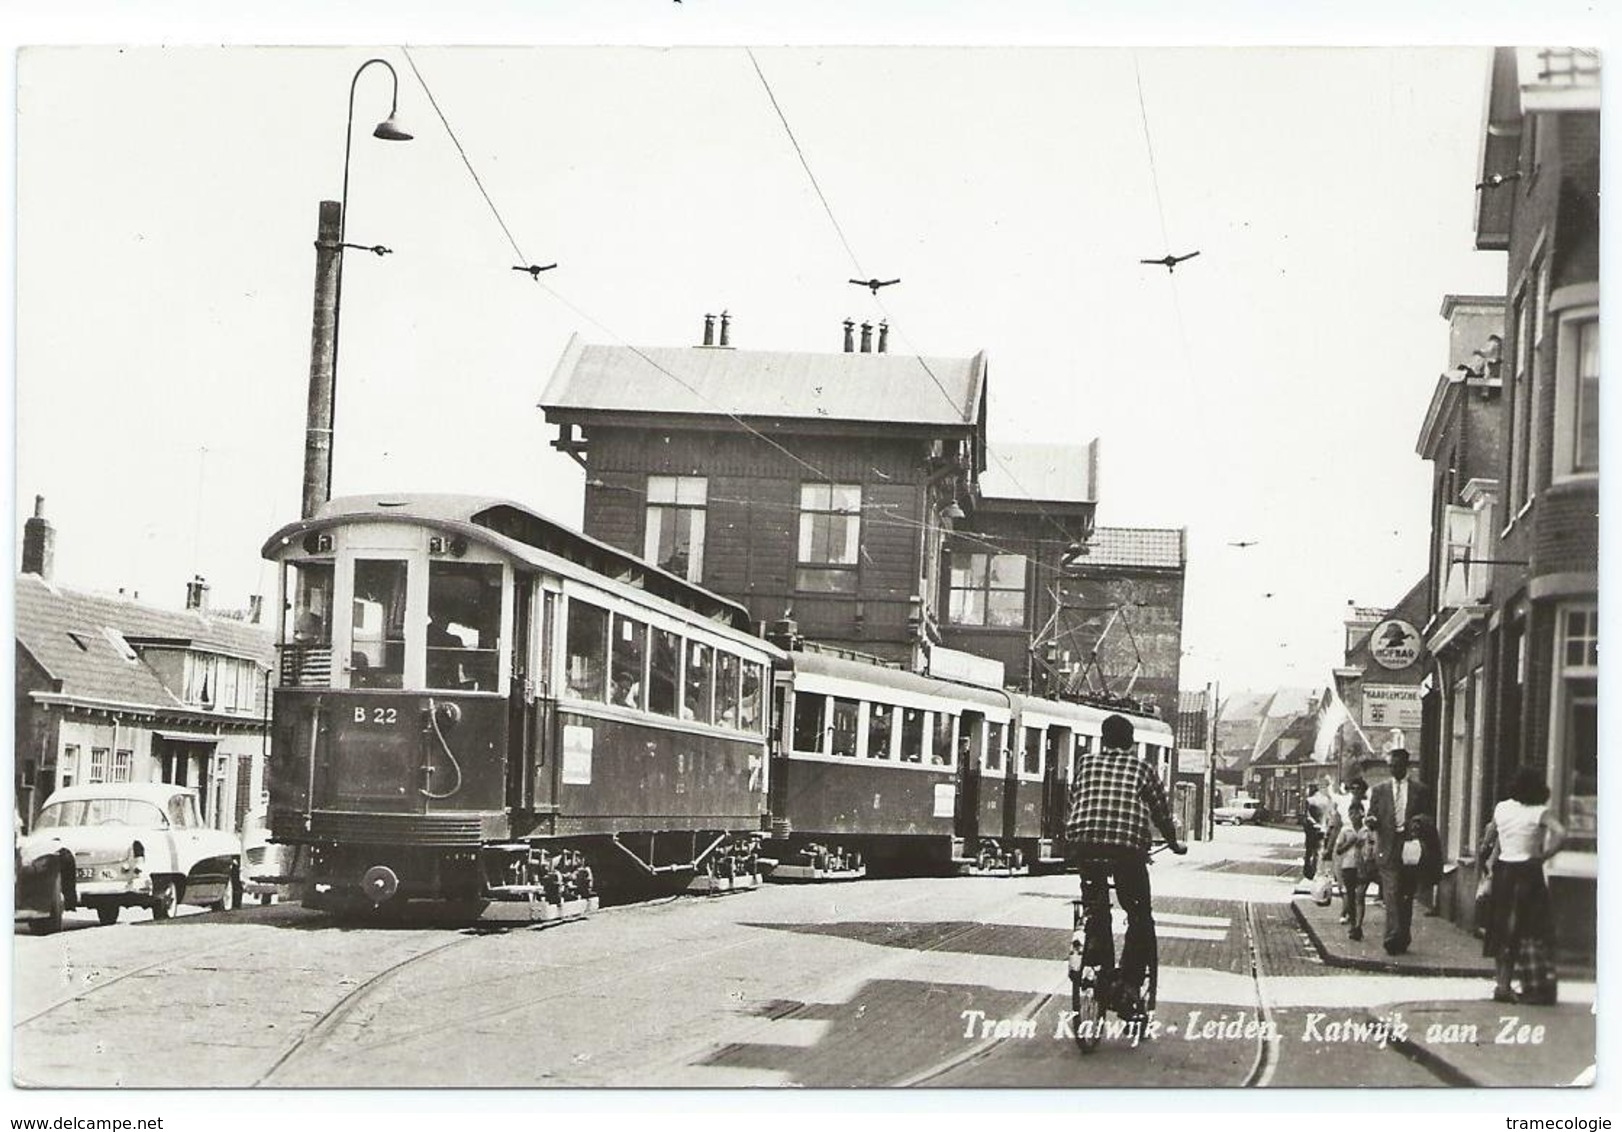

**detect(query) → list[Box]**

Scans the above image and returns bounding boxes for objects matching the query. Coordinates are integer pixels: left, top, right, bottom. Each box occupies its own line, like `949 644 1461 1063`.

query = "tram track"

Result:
1239 900 1282 1088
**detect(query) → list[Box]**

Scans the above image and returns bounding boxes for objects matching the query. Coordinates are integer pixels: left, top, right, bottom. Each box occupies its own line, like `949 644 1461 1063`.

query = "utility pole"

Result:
301 200 341 519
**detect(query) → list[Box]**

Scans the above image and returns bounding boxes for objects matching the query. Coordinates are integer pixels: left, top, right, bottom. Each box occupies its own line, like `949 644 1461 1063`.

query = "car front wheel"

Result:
210 867 243 913
151 877 179 920
29 868 66 935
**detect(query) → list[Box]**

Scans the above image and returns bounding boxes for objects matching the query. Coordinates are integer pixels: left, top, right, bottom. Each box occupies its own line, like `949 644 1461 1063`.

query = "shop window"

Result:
1555 605 1598 843
427 561 503 692
645 475 707 582
564 601 609 701
796 483 861 593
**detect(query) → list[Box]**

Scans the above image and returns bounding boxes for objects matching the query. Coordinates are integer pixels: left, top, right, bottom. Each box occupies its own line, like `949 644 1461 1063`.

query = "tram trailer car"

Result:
766 650 1175 878
263 496 778 919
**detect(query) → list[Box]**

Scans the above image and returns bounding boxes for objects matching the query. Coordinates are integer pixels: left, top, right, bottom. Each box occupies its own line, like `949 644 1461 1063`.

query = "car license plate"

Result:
76 867 94 880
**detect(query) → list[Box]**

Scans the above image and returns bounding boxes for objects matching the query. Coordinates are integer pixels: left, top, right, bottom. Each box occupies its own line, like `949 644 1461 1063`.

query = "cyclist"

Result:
1065 713 1188 1021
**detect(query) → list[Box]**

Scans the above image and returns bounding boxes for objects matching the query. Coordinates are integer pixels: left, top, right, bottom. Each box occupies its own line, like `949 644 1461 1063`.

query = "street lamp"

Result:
301 58 413 519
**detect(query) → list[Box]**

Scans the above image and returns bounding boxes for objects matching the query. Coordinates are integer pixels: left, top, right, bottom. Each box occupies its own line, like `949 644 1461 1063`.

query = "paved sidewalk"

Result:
1293 895 1597 1087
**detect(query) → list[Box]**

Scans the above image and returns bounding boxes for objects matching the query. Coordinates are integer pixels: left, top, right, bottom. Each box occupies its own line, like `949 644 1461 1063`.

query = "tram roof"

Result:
262 494 759 634
785 649 1011 709
1007 691 1175 739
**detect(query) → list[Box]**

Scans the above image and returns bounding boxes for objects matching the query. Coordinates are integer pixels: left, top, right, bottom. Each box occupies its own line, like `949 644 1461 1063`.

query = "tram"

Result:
262 495 777 918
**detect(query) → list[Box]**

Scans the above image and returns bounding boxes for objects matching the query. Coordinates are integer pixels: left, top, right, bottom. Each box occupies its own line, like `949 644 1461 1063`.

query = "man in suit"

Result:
1366 748 1435 955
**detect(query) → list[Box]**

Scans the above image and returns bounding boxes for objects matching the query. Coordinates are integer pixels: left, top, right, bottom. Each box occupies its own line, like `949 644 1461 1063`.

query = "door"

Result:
955 711 983 842
506 574 536 812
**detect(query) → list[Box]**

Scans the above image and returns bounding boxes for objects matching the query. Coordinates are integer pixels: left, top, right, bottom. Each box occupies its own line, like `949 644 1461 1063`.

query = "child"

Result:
1334 801 1375 941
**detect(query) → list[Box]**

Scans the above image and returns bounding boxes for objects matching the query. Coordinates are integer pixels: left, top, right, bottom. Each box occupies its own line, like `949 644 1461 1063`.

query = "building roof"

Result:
1071 526 1185 569
15 574 274 712
540 334 986 430
980 440 1098 504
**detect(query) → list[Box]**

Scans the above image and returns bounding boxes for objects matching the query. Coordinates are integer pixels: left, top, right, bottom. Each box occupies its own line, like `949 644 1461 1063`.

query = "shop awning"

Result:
154 730 223 743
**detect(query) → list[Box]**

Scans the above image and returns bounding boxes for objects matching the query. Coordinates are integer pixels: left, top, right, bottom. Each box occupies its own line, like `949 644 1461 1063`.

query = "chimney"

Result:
702 313 715 346
248 594 264 624
843 319 855 353
718 311 731 347
185 574 210 612
877 321 889 354
21 495 54 580
859 322 873 353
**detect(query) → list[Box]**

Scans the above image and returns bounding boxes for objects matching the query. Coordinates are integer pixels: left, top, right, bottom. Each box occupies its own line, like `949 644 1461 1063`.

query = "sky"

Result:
6 6 1607 699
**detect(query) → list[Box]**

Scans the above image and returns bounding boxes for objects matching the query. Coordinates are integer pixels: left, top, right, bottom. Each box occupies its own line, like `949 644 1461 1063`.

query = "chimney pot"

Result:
843 319 855 353
859 322 873 353
248 594 264 624
719 311 731 348
22 494 55 580
702 313 715 346
877 321 889 354
185 574 210 612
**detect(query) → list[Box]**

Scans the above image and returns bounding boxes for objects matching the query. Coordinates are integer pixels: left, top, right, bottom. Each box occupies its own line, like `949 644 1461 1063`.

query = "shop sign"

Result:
1370 619 1422 670
1364 684 1423 730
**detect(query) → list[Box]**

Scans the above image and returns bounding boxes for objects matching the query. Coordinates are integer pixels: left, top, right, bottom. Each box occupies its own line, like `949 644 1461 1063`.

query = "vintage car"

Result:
15 784 244 932
1213 797 1265 826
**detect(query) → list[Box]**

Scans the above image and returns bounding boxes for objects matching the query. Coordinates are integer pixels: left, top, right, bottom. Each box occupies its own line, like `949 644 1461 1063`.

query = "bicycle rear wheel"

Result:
1071 971 1104 1053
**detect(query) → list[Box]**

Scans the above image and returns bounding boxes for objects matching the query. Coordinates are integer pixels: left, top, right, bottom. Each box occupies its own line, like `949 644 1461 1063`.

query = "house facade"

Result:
15 500 273 836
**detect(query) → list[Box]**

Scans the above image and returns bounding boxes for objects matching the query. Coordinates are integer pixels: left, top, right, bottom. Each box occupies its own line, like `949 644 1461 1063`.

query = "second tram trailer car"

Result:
262 495 778 919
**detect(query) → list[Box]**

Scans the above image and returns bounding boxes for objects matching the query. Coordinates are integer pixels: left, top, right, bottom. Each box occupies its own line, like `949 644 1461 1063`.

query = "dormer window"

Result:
101 626 138 662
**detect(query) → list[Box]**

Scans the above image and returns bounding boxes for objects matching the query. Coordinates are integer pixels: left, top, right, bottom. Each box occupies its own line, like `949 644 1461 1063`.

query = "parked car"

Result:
243 834 299 905
14 784 244 932
1213 797 1264 826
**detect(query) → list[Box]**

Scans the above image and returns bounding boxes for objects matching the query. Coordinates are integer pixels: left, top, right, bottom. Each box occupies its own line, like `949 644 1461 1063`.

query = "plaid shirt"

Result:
1065 745 1180 855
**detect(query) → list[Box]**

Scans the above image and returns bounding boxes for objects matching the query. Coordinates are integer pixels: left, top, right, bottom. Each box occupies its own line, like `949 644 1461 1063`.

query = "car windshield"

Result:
35 798 168 829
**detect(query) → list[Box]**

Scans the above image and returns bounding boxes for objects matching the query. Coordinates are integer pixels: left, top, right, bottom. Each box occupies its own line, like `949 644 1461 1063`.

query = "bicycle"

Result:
1067 844 1169 1053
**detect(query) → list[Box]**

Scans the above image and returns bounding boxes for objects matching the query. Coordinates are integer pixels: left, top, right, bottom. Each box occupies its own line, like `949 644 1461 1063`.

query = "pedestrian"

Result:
1301 780 1333 881
1333 800 1374 941
1479 766 1566 1005
1366 748 1436 956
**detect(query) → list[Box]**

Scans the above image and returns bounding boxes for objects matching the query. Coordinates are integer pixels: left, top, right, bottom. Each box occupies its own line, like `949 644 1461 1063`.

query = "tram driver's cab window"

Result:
351 560 408 689
426 562 503 692
564 601 609 701
283 561 335 687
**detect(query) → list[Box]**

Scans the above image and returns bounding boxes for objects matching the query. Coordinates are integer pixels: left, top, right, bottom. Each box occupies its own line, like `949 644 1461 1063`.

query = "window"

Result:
1022 728 1042 777
948 552 1027 627
351 559 408 688
740 661 764 732
984 722 1005 773
1564 607 1598 668
1574 320 1600 472
683 641 714 723
219 659 239 711
1071 734 1093 780
796 483 861 593
564 601 609 701
899 708 926 763
113 750 133 783
932 712 955 766
715 652 741 727
610 615 647 709
831 698 860 757
63 743 80 779
427 562 503 691
867 703 895 760
1553 605 1597 844
284 561 335 687
1551 303 1600 478
89 747 109 784
649 628 680 717
793 691 826 754
1507 293 1532 512
645 476 707 582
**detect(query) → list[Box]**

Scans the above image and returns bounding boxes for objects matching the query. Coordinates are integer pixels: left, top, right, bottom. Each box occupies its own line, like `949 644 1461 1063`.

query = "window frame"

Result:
644 475 708 583
795 482 862 594
1548 603 1598 846
947 551 1028 628
1549 285 1600 482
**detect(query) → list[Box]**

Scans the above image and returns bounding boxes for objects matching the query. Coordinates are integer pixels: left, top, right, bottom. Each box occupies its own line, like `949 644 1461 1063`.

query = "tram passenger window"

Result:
284 562 334 687
611 615 647 709
985 722 1005 773
831 698 859 757
867 703 894 760
351 559 408 689
427 561 503 691
1022 728 1042 777
900 708 925 763
1071 735 1092 779
649 629 680 716
932 713 955 766
740 662 765 732
716 652 741 727
564 601 609 701
683 641 714 723
793 692 827 754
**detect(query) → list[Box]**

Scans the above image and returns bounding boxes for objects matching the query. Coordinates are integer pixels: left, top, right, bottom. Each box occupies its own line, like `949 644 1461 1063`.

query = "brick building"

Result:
1414 295 1505 931
1470 47 1598 952
15 499 273 836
